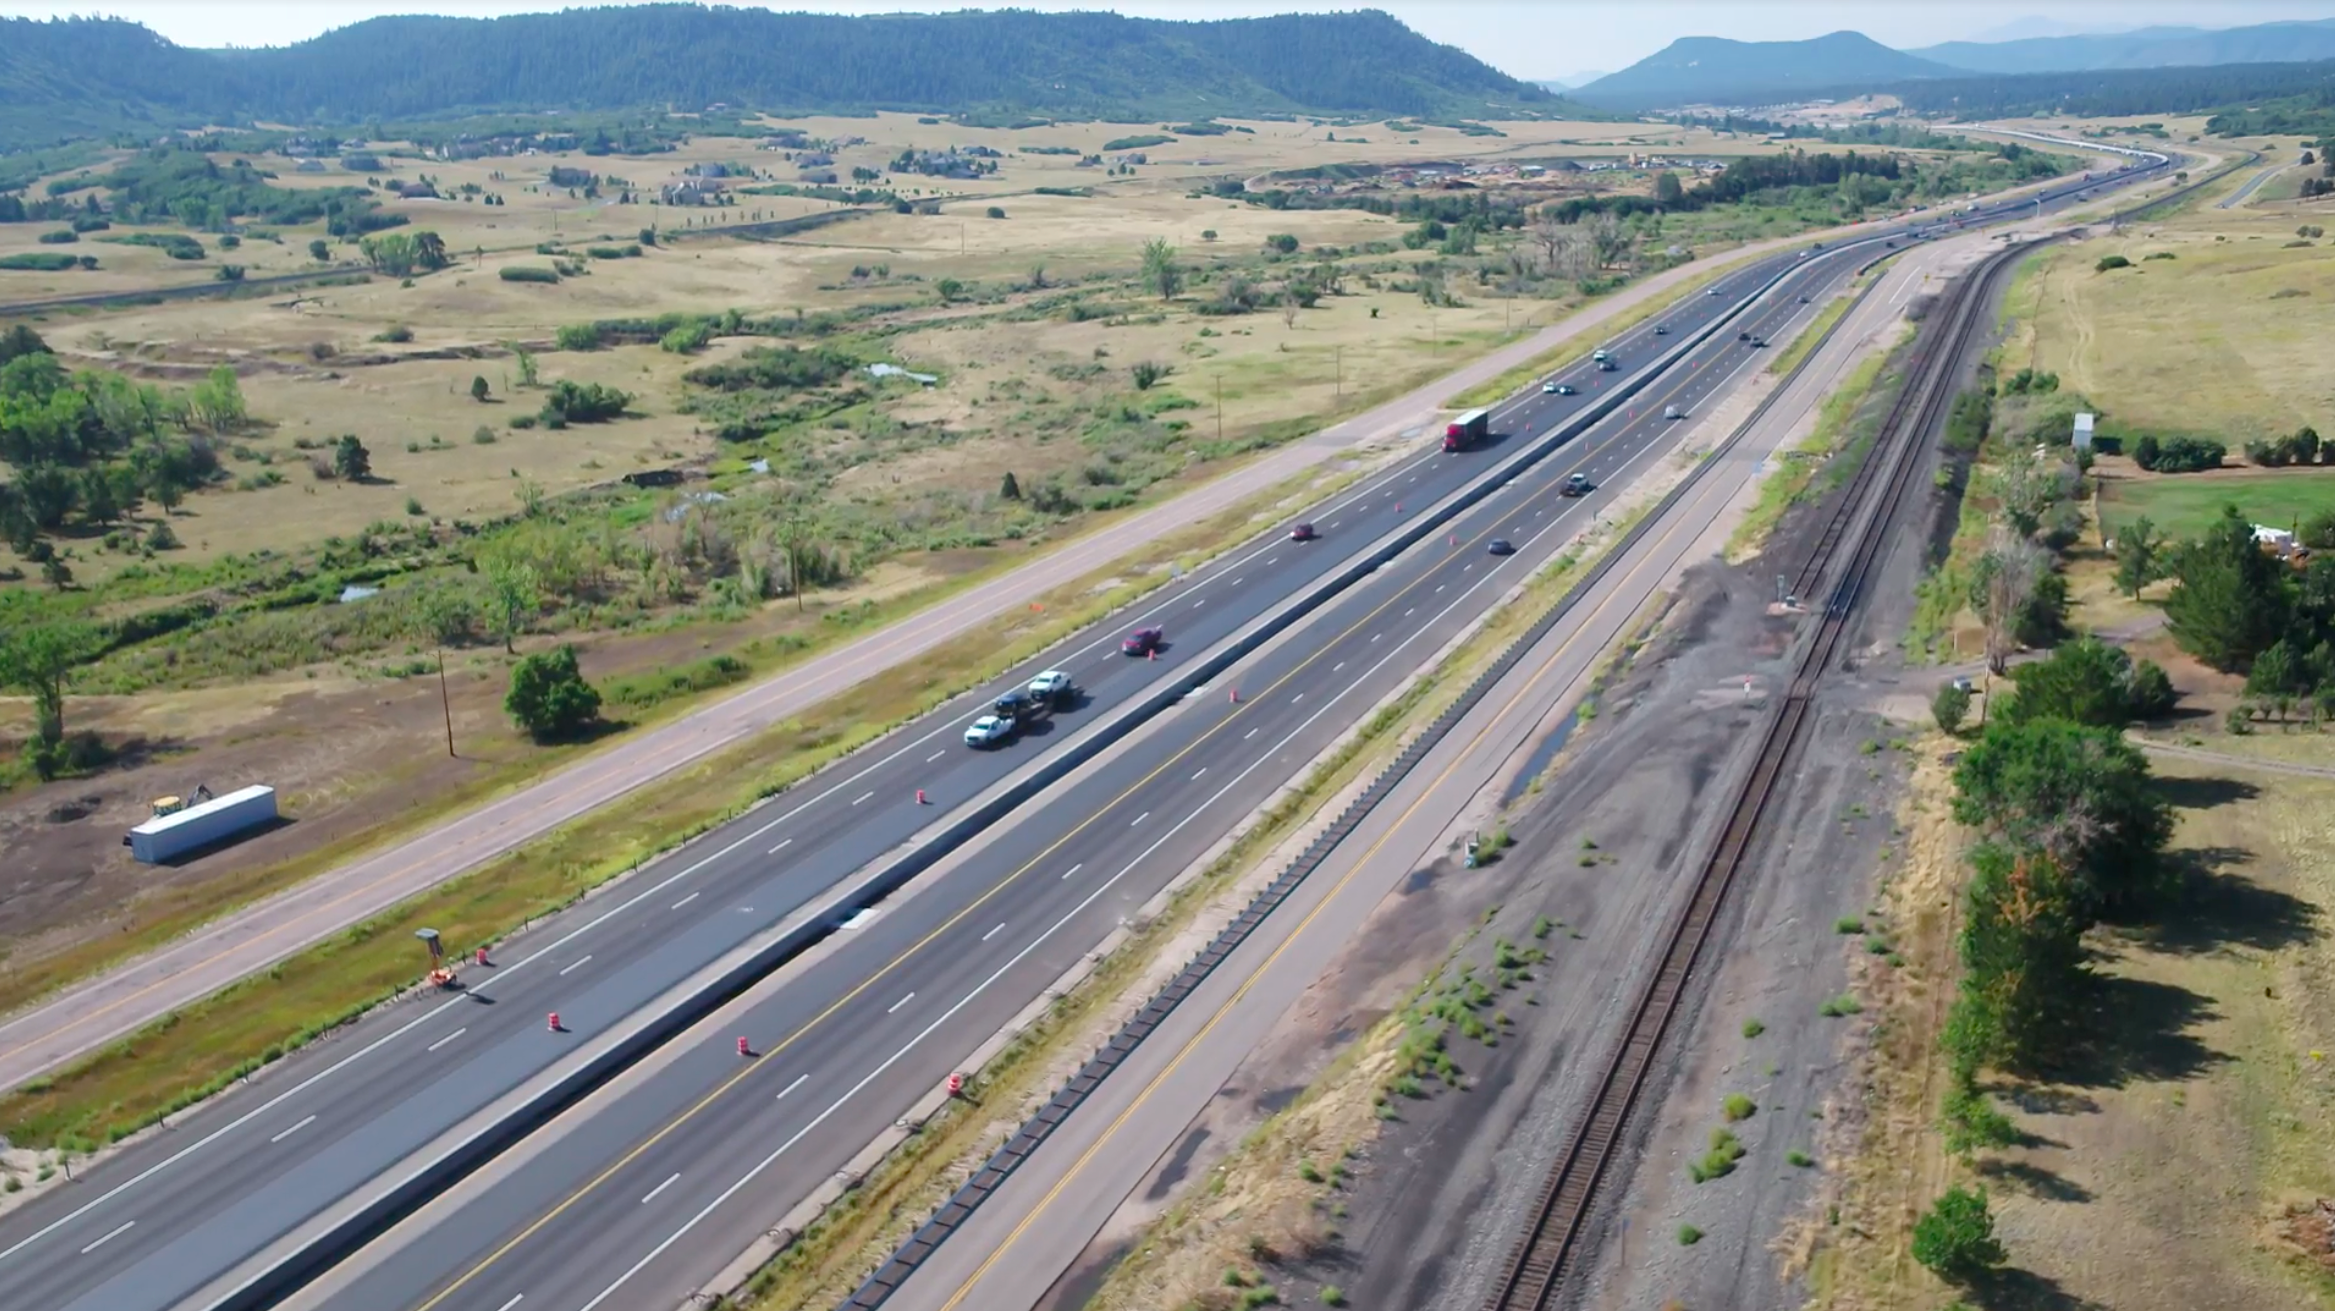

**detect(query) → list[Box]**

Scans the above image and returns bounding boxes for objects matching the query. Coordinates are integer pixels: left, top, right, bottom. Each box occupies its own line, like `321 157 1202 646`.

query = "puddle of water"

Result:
1503 706 1584 805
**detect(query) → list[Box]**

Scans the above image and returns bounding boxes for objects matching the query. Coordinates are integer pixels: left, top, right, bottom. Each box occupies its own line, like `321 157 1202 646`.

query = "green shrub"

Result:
1741 1018 1766 1039
1932 681 1971 734
1912 1186 2006 1283
504 644 602 741
499 266 560 284
1677 1224 1704 1245
1819 993 1863 1017
2094 254 2132 272
1689 1129 1744 1183
0 252 80 271
1721 1093 1756 1122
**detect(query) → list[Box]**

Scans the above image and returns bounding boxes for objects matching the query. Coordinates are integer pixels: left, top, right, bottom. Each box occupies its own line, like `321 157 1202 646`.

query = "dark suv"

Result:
993 688 1047 725
1123 626 1164 656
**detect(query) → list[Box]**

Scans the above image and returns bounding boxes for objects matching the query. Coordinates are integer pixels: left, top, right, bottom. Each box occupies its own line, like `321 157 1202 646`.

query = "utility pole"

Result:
437 649 456 758
1334 346 1342 400
1215 375 1223 441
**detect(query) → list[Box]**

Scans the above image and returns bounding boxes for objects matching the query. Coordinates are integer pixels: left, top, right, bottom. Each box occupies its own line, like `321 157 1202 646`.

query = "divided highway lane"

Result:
0 161 2148 1311
0 216 1800 1311
301 250 1874 1311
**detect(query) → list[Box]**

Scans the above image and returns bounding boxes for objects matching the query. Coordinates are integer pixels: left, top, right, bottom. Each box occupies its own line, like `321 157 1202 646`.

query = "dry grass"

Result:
1083 1025 1395 1311
1800 737 1970 1307
2021 206 2335 443
1808 739 2335 1311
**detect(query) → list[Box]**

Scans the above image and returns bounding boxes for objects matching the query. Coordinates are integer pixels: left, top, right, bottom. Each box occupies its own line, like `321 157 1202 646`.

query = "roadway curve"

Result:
0 162 2161 1311
0 144 2164 1095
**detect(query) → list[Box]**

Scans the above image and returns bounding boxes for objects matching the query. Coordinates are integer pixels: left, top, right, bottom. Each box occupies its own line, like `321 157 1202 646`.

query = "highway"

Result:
0 160 2158 1311
887 207 2006 1311
290 249 1861 1311
272 161 2156 1311
0 224 1823 1311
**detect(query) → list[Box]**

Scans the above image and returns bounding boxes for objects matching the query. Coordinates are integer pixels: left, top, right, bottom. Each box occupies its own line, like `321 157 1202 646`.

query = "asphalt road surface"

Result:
0 161 2158 1311
0 191 1861 1098
274 231 2018 1311
0 232 1814 1311
888 229 1986 1311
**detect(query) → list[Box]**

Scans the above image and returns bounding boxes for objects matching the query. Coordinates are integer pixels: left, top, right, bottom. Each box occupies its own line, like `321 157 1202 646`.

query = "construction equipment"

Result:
416 928 458 989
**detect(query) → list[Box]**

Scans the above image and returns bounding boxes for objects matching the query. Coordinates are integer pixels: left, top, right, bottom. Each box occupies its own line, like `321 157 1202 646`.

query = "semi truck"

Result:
1444 408 1490 452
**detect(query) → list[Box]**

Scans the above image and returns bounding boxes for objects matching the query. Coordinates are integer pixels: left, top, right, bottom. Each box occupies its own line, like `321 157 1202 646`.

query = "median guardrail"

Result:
195 218 1888 1311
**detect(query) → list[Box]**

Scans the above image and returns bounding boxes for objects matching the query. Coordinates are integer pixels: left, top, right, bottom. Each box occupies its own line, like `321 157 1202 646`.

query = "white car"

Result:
1027 669 1074 707
964 714 1016 749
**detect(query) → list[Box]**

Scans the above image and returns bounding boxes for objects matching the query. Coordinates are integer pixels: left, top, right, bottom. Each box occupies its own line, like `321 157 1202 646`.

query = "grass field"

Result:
2016 203 2335 444
2101 467 2335 538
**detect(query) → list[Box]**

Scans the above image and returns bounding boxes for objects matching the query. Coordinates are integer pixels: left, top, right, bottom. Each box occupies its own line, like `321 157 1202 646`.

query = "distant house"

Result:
389 180 439 199
293 159 328 174
2256 525 2300 557
660 178 728 205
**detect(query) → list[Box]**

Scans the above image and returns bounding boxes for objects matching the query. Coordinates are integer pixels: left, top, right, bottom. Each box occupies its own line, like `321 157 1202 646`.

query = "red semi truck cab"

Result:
1444 408 1490 452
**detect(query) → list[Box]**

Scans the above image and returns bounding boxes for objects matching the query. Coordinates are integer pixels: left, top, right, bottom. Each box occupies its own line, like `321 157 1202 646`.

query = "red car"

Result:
1122 626 1164 656
1290 522 1318 542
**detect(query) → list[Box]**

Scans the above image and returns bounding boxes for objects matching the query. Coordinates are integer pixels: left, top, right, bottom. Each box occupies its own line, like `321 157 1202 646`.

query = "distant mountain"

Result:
1536 71 1610 91
1913 18 2335 75
0 8 1575 151
1965 17 2134 44
1573 32 1958 109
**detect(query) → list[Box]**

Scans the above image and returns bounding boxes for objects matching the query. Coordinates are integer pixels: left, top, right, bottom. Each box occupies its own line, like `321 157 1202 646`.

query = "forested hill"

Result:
1573 32 1958 109
0 8 1571 149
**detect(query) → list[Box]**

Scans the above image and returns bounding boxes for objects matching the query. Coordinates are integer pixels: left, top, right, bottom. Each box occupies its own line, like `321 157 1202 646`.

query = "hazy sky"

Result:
8 1 2335 81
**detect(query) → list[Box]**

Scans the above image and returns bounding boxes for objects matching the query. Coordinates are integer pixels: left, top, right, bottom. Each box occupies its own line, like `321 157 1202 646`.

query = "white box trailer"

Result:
127 784 277 863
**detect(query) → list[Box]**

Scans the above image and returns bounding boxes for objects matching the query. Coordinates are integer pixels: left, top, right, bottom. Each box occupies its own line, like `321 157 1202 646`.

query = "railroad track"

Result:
1483 152 2236 1311
1480 235 2020 1311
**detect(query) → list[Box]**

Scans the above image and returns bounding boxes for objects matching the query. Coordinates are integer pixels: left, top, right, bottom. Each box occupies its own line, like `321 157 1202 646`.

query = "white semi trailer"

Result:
126 784 277 863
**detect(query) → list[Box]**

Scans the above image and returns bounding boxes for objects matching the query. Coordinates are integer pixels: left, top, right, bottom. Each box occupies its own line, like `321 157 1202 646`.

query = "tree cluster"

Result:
0 328 236 570
2243 424 2321 468
539 380 631 426
0 9 1564 146
1941 672 2174 1097
358 229 451 278
2130 433 2225 474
